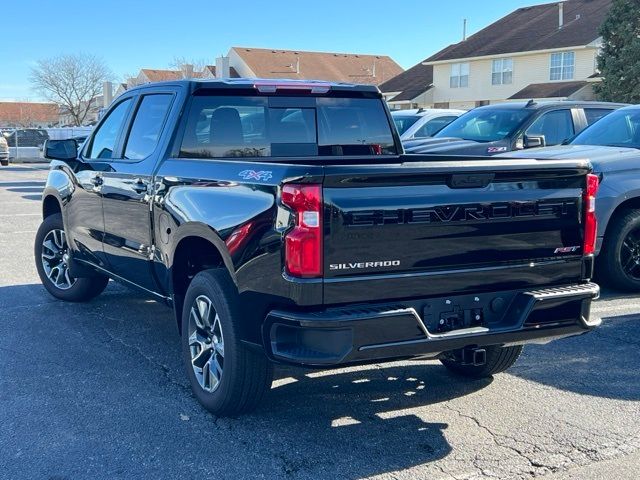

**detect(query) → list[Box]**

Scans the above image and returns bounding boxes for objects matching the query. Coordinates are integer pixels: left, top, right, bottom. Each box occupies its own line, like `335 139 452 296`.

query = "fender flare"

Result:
168 222 237 285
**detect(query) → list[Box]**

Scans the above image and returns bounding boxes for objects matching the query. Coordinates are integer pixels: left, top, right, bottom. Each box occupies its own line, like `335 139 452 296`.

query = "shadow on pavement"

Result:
0 180 45 202
0 283 498 478
0 164 49 172
508 312 640 401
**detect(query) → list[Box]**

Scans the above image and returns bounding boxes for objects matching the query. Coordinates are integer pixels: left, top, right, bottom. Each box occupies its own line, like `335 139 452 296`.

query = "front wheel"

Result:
0 159 8 166
181 269 273 416
34 213 109 302
440 345 523 378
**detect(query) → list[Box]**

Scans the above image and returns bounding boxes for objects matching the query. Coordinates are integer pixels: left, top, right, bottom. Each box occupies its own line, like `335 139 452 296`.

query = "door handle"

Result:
132 179 148 194
90 175 103 186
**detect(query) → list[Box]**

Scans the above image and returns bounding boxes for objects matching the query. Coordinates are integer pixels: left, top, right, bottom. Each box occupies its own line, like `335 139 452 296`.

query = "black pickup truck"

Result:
37 79 600 416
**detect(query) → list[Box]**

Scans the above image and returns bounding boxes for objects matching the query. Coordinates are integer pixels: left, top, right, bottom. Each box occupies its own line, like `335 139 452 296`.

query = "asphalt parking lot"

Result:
1 164 639 480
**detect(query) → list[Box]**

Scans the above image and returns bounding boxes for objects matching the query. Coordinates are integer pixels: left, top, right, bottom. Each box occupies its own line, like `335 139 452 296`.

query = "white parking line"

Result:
0 213 40 217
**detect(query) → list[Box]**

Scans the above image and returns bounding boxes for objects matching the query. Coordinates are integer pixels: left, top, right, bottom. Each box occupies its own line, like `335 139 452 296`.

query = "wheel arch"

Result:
169 223 236 331
42 193 62 219
601 196 640 249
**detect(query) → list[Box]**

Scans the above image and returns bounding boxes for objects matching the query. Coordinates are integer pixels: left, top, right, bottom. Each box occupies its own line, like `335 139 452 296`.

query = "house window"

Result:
492 58 513 85
550 52 575 80
450 63 469 88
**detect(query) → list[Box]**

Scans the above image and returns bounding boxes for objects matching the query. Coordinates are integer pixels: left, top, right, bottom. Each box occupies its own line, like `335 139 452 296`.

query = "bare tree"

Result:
30 53 112 126
168 56 210 77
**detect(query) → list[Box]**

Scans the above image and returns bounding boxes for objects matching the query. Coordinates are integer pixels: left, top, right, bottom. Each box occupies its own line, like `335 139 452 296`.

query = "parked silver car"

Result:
0 134 9 166
391 108 464 140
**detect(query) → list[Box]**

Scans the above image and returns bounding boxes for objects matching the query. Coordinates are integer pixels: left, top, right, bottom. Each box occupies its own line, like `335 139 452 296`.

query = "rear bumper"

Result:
264 282 600 366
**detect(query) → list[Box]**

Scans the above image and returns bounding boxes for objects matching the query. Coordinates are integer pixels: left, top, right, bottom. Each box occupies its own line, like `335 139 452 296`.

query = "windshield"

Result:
392 115 420 135
435 108 533 142
571 108 640 149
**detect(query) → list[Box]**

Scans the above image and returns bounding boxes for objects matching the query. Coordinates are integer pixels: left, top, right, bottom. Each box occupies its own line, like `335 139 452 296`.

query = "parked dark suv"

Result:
404 101 626 155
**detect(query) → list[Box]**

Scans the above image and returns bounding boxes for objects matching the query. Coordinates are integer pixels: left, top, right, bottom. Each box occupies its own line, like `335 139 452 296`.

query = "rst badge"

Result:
554 246 580 254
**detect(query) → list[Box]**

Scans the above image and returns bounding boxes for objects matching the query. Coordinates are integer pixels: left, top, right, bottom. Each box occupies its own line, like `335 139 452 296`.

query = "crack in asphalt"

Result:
439 403 640 479
98 322 193 397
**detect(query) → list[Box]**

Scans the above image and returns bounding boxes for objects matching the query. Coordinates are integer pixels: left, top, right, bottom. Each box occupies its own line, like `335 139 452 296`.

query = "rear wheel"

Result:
34 213 109 301
440 345 523 378
181 269 273 416
0 159 8 166
597 209 640 291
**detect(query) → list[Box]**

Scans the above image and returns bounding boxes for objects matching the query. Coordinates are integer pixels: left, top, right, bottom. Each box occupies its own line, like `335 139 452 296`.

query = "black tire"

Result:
0 159 8 166
440 345 523 378
35 213 109 302
181 269 273 416
597 209 640 291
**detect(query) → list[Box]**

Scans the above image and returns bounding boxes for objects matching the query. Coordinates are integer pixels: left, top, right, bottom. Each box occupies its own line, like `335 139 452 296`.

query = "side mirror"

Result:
44 139 78 161
524 135 546 148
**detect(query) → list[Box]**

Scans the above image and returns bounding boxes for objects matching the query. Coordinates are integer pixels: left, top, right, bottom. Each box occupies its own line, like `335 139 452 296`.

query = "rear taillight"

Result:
583 173 599 255
281 184 323 278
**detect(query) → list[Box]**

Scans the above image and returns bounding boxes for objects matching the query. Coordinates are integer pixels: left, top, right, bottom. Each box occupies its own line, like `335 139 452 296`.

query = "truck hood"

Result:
500 145 640 173
404 137 511 156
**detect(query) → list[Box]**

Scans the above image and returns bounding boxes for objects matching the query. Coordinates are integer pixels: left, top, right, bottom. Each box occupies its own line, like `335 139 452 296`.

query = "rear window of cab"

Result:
178 96 397 158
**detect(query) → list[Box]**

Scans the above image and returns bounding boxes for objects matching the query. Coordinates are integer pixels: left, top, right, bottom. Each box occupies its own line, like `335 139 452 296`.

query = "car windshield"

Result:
392 115 420 135
571 108 640 149
435 108 533 142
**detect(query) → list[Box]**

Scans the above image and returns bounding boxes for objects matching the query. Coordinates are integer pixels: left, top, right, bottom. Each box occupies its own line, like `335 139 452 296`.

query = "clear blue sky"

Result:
0 0 537 101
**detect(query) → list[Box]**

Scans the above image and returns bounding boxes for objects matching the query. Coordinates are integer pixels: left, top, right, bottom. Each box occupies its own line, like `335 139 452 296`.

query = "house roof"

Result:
508 80 589 99
426 0 611 63
0 102 59 125
231 47 403 85
379 62 434 102
140 69 183 82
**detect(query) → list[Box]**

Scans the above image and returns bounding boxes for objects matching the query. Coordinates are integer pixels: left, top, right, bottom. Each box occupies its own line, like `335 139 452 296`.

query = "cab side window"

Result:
525 109 574 146
86 99 132 159
124 94 173 160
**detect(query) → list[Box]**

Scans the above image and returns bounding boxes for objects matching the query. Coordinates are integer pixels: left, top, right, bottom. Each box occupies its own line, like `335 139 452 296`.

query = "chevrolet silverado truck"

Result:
36 79 601 416
403 101 625 155
503 105 640 291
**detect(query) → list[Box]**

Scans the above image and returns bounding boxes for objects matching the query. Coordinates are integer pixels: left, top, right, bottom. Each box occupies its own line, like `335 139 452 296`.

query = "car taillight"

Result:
583 173 599 255
281 183 322 278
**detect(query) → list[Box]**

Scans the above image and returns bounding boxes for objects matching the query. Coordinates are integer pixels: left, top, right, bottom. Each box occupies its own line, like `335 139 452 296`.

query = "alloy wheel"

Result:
41 229 76 290
620 229 640 280
188 295 225 393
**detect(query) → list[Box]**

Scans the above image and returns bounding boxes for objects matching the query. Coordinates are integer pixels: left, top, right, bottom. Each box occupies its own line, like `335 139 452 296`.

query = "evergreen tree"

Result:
596 0 640 102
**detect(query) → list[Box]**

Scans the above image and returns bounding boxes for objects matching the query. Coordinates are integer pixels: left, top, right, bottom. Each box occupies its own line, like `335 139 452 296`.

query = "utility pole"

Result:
463 18 467 41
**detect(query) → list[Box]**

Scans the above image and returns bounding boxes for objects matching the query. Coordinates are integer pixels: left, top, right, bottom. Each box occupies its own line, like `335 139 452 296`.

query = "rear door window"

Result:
525 109 574 146
584 108 613 126
124 94 173 160
178 95 396 158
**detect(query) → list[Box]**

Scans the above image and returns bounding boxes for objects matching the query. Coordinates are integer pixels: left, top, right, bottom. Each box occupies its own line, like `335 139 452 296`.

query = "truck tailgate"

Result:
322 157 591 304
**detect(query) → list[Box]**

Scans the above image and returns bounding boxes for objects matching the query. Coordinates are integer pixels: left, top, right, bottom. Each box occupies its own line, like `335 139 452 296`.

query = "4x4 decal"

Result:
239 170 273 181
